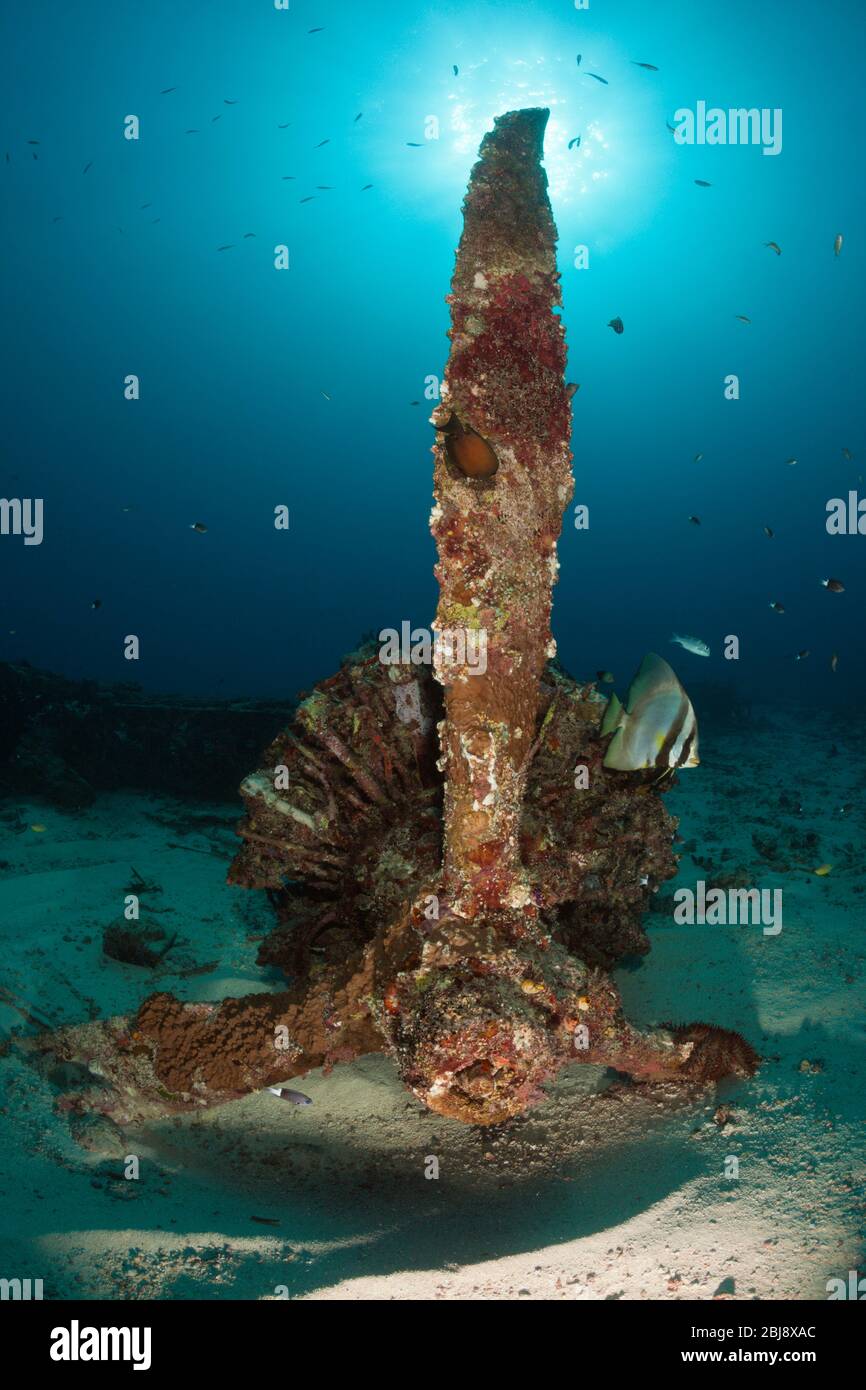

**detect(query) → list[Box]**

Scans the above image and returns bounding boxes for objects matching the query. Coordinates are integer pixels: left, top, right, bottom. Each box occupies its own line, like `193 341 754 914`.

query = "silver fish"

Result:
268 1086 312 1106
602 653 699 772
670 633 710 658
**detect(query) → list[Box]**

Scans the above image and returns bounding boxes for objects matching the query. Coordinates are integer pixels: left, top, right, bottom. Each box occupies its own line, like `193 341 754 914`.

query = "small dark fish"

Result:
410 400 420 406
250 1215 280 1226
666 121 676 133
763 526 774 538
33 152 38 160
269 1086 312 1106
632 62 659 71
453 65 459 76
82 161 93 173
769 601 785 613
361 183 373 190
217 244 234 251
160 88 176 94
299 196 315 203
587 72 608 84
315 138 330 147
140 202 152 209
224 99 238 105
5 153 9 162
764 241 781 255
277 122 291 129
688 515 701 526
735 314 752 325
607 317 624 334
308 26 324 33
406 141 423 146
27 140 40 145
91 599 102 610
151 218 160 224
568 136 581 150
694 452 704 463
576 55 582 66
185 129 199 135
842 447 853 460
281 175 295 180
694 179 711 187
243 232 255 238
566 382 580 398
316 185 333 189
190 522 208 533
596 670 614 684
354 112 363 122
822 578 844 593
794 650 810 661
52 216 62 223
211 115 222 122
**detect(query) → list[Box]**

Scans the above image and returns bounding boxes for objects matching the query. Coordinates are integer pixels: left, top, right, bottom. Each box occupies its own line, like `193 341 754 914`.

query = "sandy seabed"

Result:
1 705 864 1301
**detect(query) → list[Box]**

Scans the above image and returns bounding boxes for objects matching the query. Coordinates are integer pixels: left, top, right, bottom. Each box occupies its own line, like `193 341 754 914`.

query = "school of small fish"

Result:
7 34 853 685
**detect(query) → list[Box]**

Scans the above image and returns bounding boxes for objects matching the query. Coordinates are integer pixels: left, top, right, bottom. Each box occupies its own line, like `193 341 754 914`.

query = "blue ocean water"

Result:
2 0 864 707
3 3 866 1313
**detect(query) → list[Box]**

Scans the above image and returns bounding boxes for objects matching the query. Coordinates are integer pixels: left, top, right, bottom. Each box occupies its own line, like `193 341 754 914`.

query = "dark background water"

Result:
2 0 864 709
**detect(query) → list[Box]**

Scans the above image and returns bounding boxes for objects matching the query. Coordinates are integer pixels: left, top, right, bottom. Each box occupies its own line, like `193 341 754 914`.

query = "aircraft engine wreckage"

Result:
33 110 758 1130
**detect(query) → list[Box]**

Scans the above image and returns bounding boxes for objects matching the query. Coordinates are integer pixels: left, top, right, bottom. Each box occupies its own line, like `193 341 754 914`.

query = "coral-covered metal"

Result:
32 110 757 1133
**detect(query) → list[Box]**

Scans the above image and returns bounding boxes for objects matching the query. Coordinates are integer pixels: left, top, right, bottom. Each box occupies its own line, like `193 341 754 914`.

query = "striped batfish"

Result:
601 653 699 772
